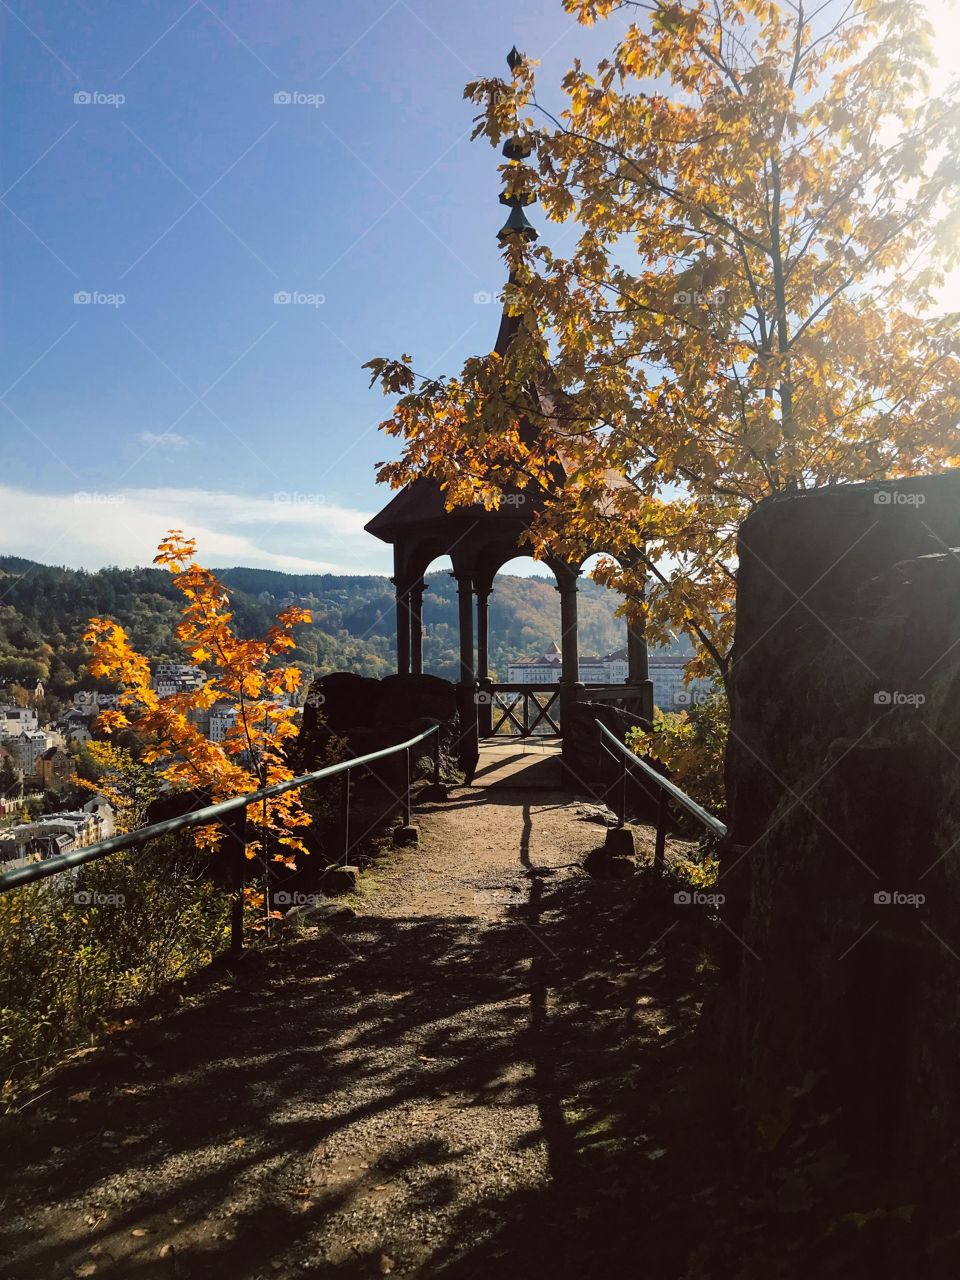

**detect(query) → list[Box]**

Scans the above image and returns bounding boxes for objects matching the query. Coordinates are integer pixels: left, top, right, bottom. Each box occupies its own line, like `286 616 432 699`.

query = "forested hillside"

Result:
0 556 660 710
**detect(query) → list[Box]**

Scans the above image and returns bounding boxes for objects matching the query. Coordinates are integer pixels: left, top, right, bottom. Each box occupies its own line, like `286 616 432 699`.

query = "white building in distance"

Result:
209 704 241 743
152 663 205 698
8 729 52 774
0 705 39 738
507 645 714 711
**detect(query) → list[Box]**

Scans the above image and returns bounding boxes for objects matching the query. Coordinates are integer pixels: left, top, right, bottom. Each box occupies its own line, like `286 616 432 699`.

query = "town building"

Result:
38 746 75 795
507 643 634 686
507 645 714 711
151 663 205 698
0 705 39 738
82 796 116 840
0 828 72 863
209 704 240 743
72 691 120 711
8 729 52 776
55 709 95 746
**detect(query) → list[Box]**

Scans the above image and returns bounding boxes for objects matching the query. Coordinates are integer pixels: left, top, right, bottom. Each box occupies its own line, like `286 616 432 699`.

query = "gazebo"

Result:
365 51 652 779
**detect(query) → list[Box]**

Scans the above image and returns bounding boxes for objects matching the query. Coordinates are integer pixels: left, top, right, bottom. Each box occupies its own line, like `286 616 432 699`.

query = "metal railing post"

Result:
339 771 350 865
402 746 412 828
654 790 668 870
618 751 627 828
432 729 441 787
223 805 248 955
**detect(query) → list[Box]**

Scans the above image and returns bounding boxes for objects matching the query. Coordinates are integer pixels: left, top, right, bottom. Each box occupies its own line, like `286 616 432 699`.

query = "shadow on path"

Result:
0 796 718 1280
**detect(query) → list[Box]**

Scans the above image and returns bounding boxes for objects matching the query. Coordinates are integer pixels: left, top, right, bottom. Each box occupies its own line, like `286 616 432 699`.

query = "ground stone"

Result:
319 865 360 895
583 847 637 879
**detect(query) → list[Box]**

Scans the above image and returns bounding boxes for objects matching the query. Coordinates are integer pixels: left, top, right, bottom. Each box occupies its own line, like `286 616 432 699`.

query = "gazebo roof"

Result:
365 94 546 548
363 48 632 566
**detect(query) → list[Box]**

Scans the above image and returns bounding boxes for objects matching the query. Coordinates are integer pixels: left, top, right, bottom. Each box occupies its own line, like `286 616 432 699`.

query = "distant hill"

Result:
0 555 688 710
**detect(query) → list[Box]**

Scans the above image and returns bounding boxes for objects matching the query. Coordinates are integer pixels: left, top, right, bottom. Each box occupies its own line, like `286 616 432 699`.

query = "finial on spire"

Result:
497 48 538 243
497 203 538 243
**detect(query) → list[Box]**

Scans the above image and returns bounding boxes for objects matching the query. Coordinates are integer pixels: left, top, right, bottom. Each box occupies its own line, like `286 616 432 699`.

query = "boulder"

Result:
583 846 637 879
723 470 960 1270
319 864 360 896
562 699 664 822
298 673 459 783
283 901 356 928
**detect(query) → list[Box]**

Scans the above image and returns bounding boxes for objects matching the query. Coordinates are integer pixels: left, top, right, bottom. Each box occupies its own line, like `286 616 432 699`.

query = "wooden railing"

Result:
581 683 649 712
480 681 650 738
484 684 561 737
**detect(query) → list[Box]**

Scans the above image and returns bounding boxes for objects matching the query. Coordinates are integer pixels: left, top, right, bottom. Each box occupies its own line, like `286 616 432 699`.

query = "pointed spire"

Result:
497 47 538 245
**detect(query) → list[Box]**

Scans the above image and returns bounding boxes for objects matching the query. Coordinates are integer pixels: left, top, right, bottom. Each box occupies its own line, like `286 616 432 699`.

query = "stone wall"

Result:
563 699 663 822
297 671 459 781
724 471 960 1268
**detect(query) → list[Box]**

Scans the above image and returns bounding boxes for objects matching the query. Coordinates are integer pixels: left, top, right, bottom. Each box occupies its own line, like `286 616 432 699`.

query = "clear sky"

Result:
0 0 616 575
1 0 956 576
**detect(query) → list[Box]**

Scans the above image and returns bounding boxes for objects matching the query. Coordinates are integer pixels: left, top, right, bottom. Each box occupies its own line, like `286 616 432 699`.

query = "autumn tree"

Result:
367 0 960 676
84 532 313 864
73 741 162 834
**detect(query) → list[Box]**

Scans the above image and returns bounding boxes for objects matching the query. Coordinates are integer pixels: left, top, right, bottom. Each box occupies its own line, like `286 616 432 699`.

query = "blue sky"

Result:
0 0 616 575
1 1 956 576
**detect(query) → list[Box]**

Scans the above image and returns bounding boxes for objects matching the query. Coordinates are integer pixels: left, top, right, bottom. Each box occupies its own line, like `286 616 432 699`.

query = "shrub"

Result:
627 689 729 821
0 837 229 1097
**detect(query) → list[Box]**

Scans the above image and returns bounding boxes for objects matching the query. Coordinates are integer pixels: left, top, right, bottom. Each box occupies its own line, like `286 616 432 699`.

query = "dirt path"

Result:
0 785 712 1280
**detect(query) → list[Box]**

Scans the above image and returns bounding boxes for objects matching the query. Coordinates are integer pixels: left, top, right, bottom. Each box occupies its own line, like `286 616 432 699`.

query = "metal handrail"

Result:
595 718 726 868
0 724 442 948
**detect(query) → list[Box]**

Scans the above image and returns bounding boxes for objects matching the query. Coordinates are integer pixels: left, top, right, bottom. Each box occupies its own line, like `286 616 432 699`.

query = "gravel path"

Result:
0 785 709 1280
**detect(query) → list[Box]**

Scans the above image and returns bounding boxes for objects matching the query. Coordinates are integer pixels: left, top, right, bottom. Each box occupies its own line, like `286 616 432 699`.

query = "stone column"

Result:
557 566 581 689
626 579 654 726
455 574 479 780
410 581 425 676
393 579 411 676
476 587 490 684
555 565 584 734
476 584 493 736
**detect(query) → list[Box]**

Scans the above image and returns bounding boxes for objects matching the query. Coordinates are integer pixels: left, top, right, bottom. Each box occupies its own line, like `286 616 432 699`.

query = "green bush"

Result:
0 838 229 1097
627 689 729 821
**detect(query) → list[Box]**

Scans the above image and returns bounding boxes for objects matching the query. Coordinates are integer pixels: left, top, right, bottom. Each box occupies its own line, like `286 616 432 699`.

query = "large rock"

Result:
562 699 663 822
298 672 458 777
724 471 960 1270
